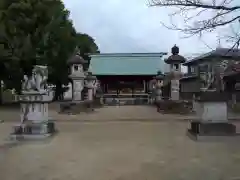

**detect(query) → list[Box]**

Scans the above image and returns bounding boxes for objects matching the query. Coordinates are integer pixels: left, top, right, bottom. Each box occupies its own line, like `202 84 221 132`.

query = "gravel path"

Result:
0 121 240 180
1 106 240 180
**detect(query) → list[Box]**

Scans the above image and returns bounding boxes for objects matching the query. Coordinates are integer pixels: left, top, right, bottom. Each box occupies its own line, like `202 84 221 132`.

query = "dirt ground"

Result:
1 106 240 180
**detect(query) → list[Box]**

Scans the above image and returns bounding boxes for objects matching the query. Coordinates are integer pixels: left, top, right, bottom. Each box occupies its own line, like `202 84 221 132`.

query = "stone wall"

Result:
180 79 201 93
180 92 194 101
2 89 18 103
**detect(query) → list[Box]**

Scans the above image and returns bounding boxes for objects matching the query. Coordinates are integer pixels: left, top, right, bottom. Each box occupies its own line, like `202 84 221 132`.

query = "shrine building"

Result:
89 53 167 102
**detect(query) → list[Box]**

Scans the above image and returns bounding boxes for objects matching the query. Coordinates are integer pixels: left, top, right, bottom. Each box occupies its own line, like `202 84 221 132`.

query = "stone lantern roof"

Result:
164 45 186 64
67 54 87 65
155 71 164 80
85 72 96 80
67 48 87 65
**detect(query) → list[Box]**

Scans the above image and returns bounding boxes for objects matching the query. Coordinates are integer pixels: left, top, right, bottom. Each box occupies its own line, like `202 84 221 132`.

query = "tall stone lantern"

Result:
165 45 186 100
85 72 97 102
155 71 164 102
67 51 87 102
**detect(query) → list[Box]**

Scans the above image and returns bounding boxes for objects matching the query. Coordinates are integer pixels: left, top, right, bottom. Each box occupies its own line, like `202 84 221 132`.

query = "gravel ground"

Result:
1 121 240 180
1 106 240 180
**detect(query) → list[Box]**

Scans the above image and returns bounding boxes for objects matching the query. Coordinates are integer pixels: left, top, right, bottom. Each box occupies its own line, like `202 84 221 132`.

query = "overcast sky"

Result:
62 0 233 57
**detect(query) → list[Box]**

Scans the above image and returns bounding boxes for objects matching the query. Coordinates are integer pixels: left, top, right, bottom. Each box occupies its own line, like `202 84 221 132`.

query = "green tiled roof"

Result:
89 53 167 75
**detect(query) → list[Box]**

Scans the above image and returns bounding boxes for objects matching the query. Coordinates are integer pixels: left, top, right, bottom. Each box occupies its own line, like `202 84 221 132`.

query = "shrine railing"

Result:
103 93 150 105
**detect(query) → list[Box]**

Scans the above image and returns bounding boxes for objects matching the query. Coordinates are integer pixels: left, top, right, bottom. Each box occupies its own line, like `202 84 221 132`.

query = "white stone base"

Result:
187 130 240 142
195 101 228 122
170 91 179 101
10 133 53 141
12 120 55 137
171 79 180 100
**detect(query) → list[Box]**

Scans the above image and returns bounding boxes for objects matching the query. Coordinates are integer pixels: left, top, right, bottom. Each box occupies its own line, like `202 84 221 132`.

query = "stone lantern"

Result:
165 45 186 73
155 71 164 102
165 45 186 100
85 72 97 102
67 50 87 101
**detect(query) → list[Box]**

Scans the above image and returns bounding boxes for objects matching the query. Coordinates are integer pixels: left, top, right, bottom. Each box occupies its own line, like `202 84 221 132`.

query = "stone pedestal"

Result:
71 75 85 102
87 87 94 101
19 92 49 122
11 91 55 140
189 122 236 136
187 92 238 141
170 79 180 101
155 88 162 102
195 101 227 123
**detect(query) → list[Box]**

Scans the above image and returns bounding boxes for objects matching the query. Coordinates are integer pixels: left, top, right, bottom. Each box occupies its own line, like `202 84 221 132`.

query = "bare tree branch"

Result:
149 0 240 49
148 0 240 11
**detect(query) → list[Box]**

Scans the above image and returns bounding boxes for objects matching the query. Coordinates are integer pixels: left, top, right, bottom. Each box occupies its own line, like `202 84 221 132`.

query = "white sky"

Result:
62 0 236 57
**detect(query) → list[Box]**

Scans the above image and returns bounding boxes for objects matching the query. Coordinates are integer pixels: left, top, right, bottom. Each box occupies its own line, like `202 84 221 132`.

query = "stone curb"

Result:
1 118 240 123
40 118 240 122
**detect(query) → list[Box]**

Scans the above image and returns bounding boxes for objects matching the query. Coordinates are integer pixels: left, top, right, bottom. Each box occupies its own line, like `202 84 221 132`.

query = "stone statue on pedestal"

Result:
22 65 48 92
33 65 48 91
22 75 37 92
11 65 55 140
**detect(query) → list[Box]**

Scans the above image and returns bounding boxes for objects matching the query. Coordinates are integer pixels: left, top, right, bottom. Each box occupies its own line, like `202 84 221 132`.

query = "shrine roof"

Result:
89 53 167 75
183 48 240 66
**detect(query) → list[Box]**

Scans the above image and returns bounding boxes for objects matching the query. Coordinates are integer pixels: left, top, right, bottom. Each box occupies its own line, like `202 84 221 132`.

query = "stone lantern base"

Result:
11 120 56 141
187 121 238 141
187 92 240 141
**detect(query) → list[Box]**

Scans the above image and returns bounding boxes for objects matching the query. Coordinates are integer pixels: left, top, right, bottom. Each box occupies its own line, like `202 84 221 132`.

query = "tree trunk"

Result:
0 80 2 105
54 81 62 101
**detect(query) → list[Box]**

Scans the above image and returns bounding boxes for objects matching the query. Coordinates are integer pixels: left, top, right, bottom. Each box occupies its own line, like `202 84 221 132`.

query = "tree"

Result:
46 31 100 101
0 0 68 93
40 1 77 100
0 0 100 101
149 0 240 48
75 33 100 70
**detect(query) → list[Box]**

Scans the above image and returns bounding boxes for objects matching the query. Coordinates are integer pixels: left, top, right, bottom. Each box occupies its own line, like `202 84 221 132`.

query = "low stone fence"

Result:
59 98 104 114
103 93 150 106
156 100 193 114
104 97 149 106
2 90 18 103
179 92 194 101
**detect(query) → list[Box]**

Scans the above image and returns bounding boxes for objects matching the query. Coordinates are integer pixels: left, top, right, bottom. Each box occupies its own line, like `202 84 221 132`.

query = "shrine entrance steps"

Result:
103 94 150 106
50 105 179 121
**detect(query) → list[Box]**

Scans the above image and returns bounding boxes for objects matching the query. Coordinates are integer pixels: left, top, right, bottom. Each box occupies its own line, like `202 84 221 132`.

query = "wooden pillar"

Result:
143 80 146 93
103 83 106 93
132 86 134 97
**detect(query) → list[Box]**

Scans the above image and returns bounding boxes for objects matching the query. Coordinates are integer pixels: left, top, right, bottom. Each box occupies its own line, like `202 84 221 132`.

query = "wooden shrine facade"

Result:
97 75 153 95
